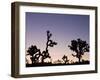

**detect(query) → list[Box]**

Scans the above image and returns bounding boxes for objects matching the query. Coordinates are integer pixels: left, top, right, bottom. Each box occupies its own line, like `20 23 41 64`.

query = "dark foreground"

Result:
26 61 90 67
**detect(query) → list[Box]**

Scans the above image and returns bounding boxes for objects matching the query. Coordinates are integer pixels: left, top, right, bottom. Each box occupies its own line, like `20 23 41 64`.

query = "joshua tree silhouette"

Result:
41 30 57 63
68 38 89 63
27 45 41 64
62 55 69 64
27 30 57 64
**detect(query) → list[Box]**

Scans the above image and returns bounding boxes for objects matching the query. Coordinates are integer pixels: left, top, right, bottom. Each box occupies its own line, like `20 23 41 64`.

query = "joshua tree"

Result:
41 30 57 63
27 45 41 64
27 30 57 64
62 55 69 64
68 38 89 63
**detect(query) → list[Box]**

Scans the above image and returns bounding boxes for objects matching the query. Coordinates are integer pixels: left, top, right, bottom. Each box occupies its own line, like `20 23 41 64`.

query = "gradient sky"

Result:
25 12 89 62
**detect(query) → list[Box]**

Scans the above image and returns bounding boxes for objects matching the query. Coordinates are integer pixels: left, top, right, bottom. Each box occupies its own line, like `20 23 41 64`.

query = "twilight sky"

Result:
25 12 89 62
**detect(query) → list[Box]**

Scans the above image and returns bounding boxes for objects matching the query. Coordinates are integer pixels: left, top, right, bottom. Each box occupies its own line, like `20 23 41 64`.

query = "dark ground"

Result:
26 61 90 67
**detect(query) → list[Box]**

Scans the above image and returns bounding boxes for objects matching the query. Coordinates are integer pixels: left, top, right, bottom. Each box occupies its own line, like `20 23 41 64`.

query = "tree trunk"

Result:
31 57 34 64
41 57 44 63
79 57 81 63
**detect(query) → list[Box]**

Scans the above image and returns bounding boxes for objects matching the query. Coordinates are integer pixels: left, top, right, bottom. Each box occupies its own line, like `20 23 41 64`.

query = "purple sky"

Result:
25 12 89 62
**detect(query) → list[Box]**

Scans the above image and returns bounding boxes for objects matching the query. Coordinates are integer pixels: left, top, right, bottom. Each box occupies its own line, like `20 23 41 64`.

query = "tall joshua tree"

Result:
68 38 89 63
27 30 57 64
62 55 69 64
41 30 57 63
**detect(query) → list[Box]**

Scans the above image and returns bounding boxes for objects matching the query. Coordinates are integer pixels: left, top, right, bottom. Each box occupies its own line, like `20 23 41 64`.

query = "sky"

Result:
25 12 89 63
